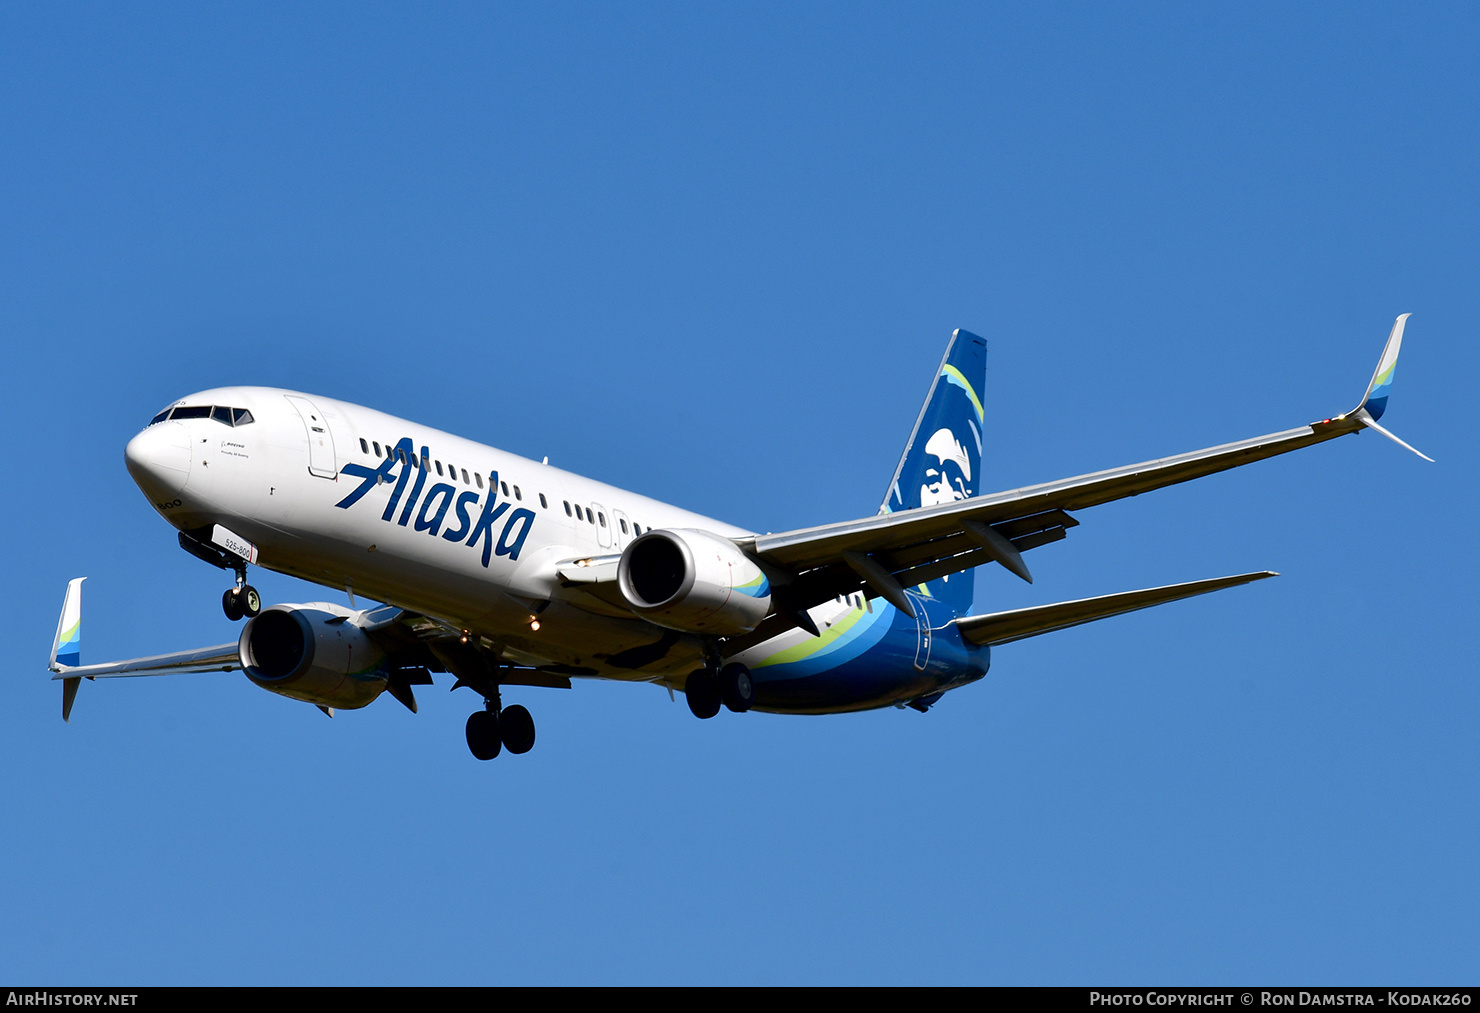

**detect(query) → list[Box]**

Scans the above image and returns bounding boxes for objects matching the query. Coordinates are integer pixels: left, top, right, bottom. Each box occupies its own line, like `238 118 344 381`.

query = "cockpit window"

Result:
147 405 256 427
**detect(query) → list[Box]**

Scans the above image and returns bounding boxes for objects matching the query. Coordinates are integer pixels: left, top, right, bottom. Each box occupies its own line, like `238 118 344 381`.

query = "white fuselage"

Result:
126 386 764 683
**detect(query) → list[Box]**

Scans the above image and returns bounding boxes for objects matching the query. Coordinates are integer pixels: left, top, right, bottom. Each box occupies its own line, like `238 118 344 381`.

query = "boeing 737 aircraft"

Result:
48 317 1428 761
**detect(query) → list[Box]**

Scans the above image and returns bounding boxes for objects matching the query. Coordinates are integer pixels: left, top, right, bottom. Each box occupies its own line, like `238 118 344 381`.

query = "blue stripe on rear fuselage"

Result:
743 597 990 713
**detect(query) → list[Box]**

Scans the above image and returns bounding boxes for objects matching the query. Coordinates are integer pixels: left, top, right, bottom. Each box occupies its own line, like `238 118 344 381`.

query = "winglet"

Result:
50 578 84 671
51 577 85 722
1356 314 1409 421
1346 314 1432 461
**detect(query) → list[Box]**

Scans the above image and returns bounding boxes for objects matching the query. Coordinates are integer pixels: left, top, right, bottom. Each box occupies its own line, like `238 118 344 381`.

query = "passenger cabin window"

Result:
360 438 369 454
461 469 469 484
475 474 484 489
539 494 548 509
500 481 509 497
563 501 572 516
620 519 628 534
512 485 521 501
373 442 382 457
435 461 443 476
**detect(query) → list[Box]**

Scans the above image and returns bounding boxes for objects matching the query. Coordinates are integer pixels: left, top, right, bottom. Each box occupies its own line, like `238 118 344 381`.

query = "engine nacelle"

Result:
238 604 389 710
617 528 771 635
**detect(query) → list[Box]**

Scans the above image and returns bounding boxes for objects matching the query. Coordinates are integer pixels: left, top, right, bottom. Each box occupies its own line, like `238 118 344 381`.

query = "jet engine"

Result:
238 604 389 709
616 529 771 635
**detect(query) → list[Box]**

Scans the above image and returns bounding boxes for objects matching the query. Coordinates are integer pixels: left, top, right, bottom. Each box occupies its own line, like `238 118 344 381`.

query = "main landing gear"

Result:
685 662 755 719
221 561 261 622
465 696 537 761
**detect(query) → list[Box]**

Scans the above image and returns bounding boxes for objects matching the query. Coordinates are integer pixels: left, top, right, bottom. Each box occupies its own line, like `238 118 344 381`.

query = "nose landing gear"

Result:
221 561 261 622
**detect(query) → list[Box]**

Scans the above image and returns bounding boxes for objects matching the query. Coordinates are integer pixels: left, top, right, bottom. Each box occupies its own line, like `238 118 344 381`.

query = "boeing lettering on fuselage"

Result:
45 318 1430 763
335 438 536 566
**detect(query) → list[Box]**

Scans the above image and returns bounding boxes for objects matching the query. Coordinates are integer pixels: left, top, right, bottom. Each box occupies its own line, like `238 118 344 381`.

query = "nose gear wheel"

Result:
222 585 261 621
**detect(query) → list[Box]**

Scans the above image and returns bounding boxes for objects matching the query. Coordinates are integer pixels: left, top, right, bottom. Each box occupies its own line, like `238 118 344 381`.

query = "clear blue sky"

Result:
2 3 1475 984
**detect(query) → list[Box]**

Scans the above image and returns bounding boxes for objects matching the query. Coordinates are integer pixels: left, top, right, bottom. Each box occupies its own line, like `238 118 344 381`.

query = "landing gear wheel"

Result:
466 710 501 760
241 585 261 618
719 662 755 713
222 588 245 621
685 668 722 719
500 704 536 754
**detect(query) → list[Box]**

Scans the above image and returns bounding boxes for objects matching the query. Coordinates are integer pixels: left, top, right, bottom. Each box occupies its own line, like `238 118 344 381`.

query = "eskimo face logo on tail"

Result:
920 427 972 507
333 437 535 566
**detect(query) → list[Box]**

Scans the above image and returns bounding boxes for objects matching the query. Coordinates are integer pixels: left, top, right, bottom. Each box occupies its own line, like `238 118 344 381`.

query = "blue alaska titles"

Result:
334 437 535 565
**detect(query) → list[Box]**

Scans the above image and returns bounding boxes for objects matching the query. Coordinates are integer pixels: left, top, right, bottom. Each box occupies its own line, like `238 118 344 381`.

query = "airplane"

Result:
48 316 1429 761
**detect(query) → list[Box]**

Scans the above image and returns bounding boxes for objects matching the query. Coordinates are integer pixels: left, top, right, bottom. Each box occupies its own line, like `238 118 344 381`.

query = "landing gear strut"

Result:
464 691 537 760
221 561 261 622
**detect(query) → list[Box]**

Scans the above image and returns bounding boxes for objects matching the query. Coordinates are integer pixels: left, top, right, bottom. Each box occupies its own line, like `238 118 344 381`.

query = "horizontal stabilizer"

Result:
954 571 1278 647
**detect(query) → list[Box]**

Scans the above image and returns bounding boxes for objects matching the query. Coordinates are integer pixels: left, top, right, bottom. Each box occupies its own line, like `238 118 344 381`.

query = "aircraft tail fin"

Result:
50 577 85 722
880 329 988 614
1347 313 1433 462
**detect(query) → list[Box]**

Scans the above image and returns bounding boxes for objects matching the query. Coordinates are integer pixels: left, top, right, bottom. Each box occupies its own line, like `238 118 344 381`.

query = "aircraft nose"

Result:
125 424 191 502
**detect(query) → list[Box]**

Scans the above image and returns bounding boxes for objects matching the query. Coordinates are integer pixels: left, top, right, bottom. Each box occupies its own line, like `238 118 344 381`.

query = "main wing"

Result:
47 580 571 722
725 315 1426 644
